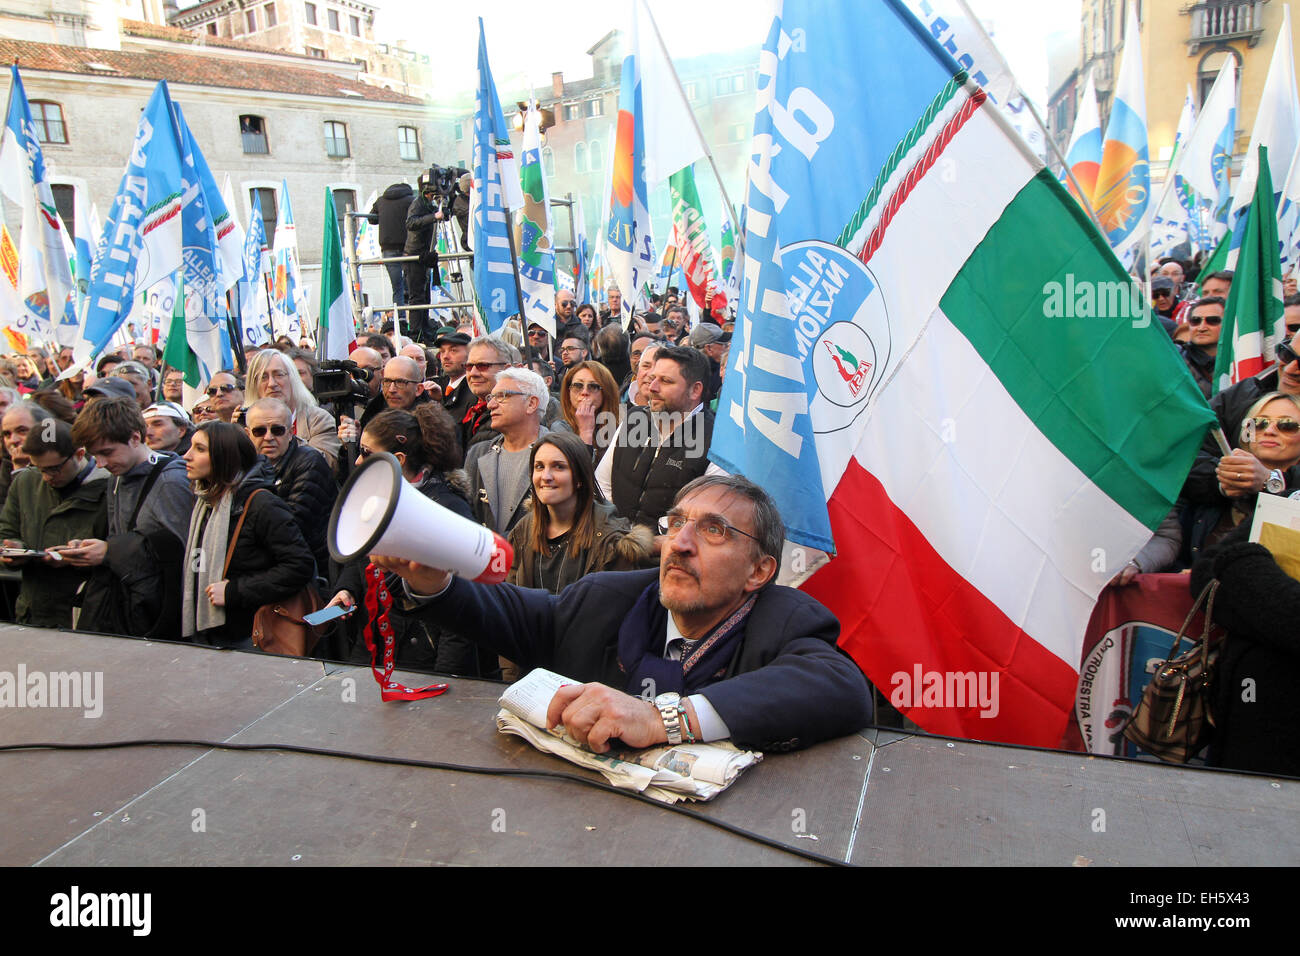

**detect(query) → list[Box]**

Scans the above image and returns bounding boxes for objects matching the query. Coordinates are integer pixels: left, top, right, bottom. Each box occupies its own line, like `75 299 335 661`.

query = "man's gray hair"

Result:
246 348 318 414
247 396 292 421
495 367 549 408
673 473 785 565
468 334 520 366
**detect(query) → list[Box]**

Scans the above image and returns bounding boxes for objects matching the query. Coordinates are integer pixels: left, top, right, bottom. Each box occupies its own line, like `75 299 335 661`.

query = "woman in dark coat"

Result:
326 403 492 676
180 422 315 649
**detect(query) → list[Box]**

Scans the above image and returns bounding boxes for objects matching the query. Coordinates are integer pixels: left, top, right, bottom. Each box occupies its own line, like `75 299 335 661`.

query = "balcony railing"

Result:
1185 1 1267 53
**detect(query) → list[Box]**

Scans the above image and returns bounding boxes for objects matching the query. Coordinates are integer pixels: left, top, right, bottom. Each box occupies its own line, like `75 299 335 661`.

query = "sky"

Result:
372 0 1083 108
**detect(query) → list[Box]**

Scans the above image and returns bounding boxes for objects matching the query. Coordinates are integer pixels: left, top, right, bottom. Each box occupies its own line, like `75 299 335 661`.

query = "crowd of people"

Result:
0 251 1295 770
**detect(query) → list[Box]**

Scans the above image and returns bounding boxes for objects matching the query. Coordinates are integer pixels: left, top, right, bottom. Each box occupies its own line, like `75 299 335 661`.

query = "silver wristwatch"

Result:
1267 469 1286 495
654 692 683 745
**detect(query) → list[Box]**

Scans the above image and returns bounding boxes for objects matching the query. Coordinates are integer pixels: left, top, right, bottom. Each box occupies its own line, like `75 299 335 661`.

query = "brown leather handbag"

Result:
1122 579 1221 763
223 489 323 657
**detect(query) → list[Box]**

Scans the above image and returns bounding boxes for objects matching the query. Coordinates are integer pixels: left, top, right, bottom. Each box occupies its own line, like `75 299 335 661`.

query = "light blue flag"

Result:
470 18 521 330
241 191 273 347
709 1 956 552
173 102 234 381
1 65 76 343
73 81 185 366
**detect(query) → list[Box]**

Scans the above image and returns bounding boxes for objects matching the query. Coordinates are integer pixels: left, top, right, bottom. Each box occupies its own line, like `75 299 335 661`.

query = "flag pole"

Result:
948 0 1105 234
640 0 744 258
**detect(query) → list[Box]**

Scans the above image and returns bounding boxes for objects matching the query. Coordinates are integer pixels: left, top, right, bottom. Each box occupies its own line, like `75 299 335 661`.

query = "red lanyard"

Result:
363 563 449 702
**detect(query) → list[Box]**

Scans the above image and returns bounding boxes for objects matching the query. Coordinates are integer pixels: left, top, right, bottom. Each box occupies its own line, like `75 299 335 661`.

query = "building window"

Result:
454 121 463 142
304 2 316 25
564 103 580 121
398 125 420 161
354 57 368 72
684 81 699 102
575 142 587 173
333 188 357 237
728 123 747 143
240 115 269 154
327 8 340 30
207 22 218 35
349 14 360 35
715 73 747 96
51 185 75 238
584 98 603 118
324 120 349 157
264 3 277 26
589 139 603 171
542 146 554 178
246 9 257 32
308 46 326 58
30 101 67 144
250 187 278 237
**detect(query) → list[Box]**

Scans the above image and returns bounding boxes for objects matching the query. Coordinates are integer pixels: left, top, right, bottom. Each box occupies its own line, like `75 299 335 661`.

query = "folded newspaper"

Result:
496 668 761 804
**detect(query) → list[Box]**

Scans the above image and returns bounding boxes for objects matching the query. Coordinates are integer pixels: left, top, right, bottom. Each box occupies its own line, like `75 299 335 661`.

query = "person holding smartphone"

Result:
0 420 108 628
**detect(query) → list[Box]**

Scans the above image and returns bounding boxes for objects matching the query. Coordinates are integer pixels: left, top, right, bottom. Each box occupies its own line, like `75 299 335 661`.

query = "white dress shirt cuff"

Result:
687 694 730 742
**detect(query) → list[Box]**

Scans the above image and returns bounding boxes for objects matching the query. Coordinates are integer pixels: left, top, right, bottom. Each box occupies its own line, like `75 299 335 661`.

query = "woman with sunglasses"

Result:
244 348 342 470
1183 392 1300 565
180 421 315 649
325 405 494 675
204 370 245 424
554 360 622 462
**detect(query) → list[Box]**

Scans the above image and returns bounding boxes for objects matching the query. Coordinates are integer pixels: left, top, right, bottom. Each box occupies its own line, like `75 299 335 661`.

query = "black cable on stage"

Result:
0 738 854 867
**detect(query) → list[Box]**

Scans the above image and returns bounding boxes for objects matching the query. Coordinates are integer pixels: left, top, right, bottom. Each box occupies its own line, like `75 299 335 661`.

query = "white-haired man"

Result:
464 367 549 534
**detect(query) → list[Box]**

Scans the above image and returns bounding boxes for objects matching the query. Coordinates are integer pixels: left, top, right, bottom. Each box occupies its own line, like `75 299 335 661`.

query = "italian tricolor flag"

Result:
711 1 1216 749
319 188 355 360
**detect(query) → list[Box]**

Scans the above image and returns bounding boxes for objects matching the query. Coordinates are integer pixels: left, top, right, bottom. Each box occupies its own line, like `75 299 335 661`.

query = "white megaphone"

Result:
329 452 513 584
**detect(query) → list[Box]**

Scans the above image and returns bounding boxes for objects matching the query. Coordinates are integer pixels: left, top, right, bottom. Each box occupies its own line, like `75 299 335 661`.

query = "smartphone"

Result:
303 604 357 627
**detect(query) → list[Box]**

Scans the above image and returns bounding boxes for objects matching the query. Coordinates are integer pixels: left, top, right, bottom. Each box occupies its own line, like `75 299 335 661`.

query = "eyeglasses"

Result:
559 345 585 355
381 377 418 389
465 361 507 372
658 510 761 546
1277 342 1300 366
358 445 375 460
527 329 547 338
1249 416 1300 435
37 454 73 477
569 381 603 394
250 424 288 438
487 390 526 404
1151 290 1173 298
206 383 238 396
1186 314 1222 327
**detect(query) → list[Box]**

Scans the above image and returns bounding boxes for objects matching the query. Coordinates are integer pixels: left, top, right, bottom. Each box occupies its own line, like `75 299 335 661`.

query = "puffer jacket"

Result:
507 499 655 593
193 458 316 647
270 437 337 575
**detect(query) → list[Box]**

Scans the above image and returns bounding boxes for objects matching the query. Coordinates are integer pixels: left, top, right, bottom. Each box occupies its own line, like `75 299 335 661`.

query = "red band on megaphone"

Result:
472 532 514 584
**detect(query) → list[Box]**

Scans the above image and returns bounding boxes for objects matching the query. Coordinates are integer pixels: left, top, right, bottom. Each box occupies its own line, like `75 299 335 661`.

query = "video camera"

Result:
418 164 469 220
313 358 372 404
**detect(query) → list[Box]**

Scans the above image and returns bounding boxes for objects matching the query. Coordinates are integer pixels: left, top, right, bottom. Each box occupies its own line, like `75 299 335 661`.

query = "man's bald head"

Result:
381 356 422 410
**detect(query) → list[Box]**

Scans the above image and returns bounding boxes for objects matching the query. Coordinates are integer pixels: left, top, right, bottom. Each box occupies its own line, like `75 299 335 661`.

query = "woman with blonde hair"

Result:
244 348 341 469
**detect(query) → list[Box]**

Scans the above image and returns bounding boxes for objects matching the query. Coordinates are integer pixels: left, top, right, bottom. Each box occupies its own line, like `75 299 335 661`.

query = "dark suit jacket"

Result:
416 568 873 751
443 377 475 426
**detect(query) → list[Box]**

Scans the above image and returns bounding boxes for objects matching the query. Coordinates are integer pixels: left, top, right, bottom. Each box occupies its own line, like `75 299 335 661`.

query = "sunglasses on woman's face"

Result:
250 424 288 438
1250 416 1300 435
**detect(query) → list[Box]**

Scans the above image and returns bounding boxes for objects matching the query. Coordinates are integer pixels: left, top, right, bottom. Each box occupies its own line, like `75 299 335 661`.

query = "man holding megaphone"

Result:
366 474 873 754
